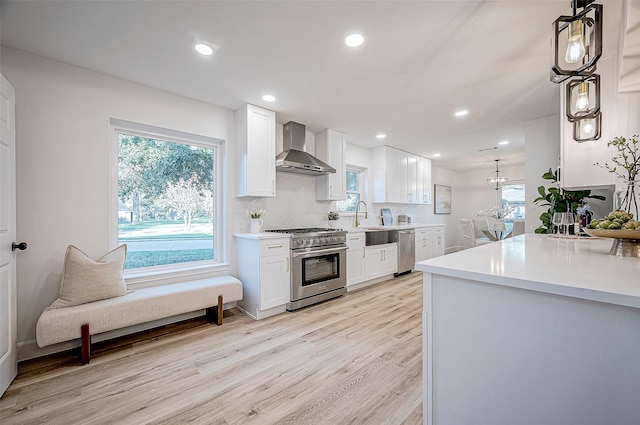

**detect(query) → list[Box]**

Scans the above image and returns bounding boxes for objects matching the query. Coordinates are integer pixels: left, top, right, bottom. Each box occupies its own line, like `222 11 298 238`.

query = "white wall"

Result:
524 115 561 233
2 47 236 359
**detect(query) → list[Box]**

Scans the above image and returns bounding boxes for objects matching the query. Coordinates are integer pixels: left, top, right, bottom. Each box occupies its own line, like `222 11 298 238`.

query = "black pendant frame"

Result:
550 3 602 84
565 74 601 122
573 111 602 142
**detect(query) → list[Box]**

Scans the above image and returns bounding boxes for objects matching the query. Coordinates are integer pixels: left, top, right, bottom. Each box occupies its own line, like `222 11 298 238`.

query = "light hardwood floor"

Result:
0 272 423 425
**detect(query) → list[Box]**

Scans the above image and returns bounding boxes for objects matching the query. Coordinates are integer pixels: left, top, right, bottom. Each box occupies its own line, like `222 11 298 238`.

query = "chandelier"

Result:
550 0 603 142
487 160 508 190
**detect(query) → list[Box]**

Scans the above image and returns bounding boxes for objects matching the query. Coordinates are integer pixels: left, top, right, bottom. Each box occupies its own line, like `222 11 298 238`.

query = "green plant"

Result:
533 168 606 234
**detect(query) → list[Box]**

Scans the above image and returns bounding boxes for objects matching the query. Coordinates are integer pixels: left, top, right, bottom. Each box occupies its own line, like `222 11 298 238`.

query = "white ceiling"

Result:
0 0 631 170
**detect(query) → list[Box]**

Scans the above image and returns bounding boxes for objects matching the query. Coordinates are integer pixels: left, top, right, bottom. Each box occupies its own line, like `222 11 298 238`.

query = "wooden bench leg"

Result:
81 323 91 365
206 295 223 326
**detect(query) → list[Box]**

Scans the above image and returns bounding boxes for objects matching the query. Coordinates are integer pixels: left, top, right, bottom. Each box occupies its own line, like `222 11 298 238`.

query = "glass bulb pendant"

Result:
574 82 590 111
580 118 595 137
565 20 586 64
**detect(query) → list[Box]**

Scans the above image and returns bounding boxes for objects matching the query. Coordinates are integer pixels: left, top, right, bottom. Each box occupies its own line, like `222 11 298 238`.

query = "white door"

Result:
0 74 18 396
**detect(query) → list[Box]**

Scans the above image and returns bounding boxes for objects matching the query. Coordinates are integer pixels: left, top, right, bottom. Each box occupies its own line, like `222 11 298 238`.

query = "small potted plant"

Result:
247 208 266 233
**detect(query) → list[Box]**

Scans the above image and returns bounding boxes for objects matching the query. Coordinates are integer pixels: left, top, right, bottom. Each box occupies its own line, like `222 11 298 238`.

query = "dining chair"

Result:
460 219 492 249
511 220 525 237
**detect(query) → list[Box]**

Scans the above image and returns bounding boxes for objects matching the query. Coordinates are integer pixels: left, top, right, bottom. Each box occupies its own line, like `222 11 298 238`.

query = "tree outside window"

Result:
117 132 217 270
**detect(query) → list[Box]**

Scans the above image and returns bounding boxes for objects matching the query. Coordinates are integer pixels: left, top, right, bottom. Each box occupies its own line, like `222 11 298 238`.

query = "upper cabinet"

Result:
372 146 432 204
235 104 276 197
315 129 346 201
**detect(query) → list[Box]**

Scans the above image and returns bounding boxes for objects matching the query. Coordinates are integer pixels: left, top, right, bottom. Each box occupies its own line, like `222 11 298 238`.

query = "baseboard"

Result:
17 301 237 362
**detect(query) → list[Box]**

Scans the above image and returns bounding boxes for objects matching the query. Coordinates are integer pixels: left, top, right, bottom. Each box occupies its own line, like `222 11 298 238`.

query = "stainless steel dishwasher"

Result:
391 228 415 277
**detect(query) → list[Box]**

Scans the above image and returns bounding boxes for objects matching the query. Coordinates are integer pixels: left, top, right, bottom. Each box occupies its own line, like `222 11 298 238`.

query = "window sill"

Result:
125 262 231 289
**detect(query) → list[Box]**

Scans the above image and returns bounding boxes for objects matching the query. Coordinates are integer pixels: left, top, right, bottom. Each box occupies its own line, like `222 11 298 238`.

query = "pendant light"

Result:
565 73 601 122
550 0 602 84
487 160 508 190
551 0 603 142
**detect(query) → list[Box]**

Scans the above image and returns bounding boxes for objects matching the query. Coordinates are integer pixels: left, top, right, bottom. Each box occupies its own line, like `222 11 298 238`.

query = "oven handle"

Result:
291 246 347 258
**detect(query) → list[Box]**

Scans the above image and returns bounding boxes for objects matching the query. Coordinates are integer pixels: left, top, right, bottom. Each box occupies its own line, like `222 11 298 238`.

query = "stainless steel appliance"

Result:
266 228 347 310
392 228 415 276
275 122 336 175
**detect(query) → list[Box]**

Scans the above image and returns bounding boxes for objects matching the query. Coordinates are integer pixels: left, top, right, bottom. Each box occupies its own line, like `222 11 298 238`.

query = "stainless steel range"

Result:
267 228 347 311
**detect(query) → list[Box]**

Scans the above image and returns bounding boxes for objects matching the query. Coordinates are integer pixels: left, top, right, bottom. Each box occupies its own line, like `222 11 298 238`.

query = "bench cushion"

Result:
36 276 242 347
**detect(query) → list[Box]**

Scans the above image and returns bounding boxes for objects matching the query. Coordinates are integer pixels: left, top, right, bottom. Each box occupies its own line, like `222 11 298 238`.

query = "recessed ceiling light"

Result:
194 43 214 56
376 133 387 139
433 153 441 157
498 140 510 145
454 109 469 117
262 94 276 102
345 33 364 47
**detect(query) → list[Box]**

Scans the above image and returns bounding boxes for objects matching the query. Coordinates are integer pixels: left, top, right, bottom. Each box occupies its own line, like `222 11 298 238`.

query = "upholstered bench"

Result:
36 276 243 364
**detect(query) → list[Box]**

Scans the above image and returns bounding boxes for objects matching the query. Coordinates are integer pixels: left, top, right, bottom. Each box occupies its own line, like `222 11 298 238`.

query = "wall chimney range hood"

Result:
275 121 336 175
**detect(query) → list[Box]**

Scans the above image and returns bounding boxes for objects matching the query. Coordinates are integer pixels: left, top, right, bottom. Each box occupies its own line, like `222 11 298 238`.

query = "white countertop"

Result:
415 234 640 309
234 232 291 240
344 223 444 232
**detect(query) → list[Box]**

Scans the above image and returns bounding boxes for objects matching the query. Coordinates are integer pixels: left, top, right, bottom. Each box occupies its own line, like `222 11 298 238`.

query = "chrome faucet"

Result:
355 201 368 227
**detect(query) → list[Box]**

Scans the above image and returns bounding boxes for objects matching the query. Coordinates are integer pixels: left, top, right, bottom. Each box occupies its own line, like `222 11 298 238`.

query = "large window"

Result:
113 120 222 272
336 168 363 213
502 183 525 219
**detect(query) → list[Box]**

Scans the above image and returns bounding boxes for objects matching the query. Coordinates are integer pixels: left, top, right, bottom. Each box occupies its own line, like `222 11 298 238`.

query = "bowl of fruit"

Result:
585 210 640 240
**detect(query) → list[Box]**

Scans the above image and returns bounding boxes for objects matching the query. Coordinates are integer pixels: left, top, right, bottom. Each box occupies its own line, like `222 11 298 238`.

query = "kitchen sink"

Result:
365 229 393 246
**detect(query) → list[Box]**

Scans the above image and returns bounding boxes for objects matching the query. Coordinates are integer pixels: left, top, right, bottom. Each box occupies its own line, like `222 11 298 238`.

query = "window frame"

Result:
110 119 227 286
336 165 366 216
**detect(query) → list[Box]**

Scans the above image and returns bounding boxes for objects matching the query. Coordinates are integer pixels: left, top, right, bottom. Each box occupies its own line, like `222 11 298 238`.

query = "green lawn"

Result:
125 249 214 269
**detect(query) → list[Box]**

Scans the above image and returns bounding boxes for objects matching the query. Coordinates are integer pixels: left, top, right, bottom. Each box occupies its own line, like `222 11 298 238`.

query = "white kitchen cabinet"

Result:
433 226 445 257
417 156 432 204
236 235 290 319
560 55 616 189
415 226 445 262
415 228 434 263
364 243 397 281
315 129 346 201
372 146 432 204
235 104 276 197
346 232 365 286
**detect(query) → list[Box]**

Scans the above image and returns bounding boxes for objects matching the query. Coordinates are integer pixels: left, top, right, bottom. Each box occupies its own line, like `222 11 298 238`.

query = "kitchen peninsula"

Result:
416 234 640 425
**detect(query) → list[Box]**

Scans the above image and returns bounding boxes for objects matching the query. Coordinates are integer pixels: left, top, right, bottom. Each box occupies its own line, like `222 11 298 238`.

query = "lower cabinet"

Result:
364 243 397 281
346 232 365 286
415 226 445 262
236 236 290 319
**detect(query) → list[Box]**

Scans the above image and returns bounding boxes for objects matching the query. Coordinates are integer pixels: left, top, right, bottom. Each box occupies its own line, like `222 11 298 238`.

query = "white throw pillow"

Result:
50 245 131 308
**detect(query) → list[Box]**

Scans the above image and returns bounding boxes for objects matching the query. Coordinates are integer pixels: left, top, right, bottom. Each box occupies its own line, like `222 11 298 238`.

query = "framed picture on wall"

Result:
434 184 452 214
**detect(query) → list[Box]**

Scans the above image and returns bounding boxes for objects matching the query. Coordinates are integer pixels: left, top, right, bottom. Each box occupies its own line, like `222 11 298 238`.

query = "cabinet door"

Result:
347 247 365 286
417 157 432 204
316 129 346 201
407 154 418 203
381 245 398 275
415 229 430 262
259 254 289 310
433 227 445 257
236 104 276 197
365 247 383 280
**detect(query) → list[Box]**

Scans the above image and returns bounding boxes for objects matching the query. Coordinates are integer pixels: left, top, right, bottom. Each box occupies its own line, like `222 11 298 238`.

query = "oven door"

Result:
291 245 347 302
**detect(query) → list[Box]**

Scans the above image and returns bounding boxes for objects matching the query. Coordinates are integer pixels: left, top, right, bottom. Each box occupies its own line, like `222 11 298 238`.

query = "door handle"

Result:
12 242 27 251
286 256 290 272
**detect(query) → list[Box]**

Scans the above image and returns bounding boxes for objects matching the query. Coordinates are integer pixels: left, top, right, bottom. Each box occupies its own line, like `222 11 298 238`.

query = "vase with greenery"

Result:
594 135 640 219
533 168 606 234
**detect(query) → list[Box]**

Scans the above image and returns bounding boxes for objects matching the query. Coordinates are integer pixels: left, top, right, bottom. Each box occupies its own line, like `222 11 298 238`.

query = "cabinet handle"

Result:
330 185 333 198
438 236 442 244
286 256 290 272
362 250 365 258
349 237 360 241
408 193 412 201
268 244 284 249
272 180 275 195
